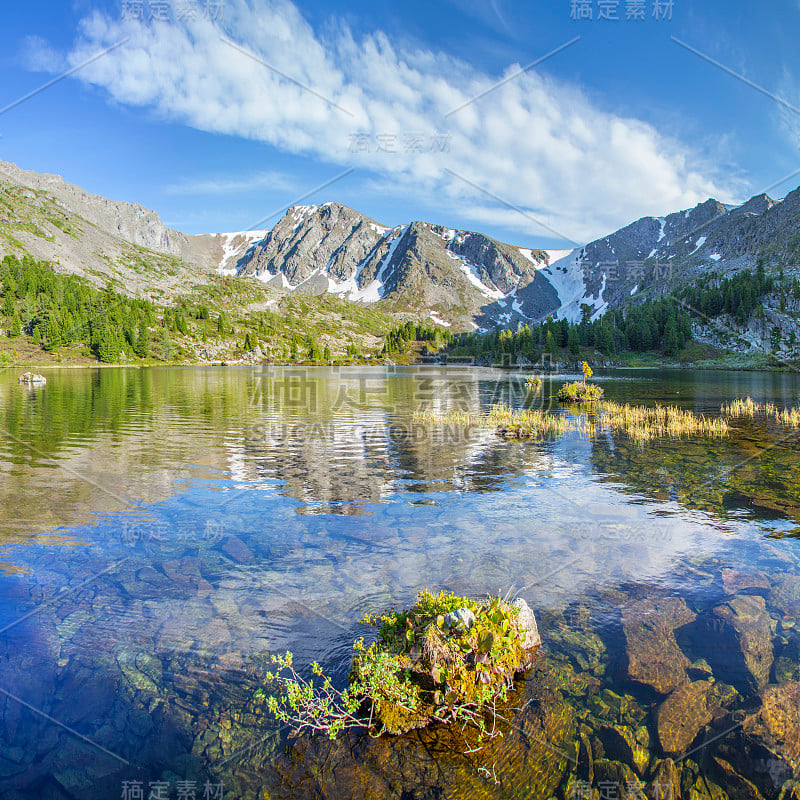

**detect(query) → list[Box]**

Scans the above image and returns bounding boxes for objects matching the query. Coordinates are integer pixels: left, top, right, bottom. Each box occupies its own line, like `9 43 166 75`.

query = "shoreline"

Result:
2 358 798 374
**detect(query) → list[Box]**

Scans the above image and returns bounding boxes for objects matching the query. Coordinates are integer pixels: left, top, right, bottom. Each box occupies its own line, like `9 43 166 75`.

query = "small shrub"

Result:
264 589 539 740
557 381 604 403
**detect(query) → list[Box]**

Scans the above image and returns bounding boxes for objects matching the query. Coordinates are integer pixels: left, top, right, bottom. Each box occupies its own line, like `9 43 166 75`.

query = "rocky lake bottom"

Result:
0 365 798 799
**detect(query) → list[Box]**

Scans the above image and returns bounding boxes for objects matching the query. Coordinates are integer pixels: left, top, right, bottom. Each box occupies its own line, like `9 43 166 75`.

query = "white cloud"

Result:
60 0 735 243
165 170 294 195
21 35 67 72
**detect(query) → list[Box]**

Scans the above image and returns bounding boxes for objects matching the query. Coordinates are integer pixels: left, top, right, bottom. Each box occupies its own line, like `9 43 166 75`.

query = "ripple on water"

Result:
0 367 798 797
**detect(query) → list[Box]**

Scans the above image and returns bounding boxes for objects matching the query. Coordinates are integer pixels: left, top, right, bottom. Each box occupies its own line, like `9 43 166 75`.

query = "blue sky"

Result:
1 0 799 247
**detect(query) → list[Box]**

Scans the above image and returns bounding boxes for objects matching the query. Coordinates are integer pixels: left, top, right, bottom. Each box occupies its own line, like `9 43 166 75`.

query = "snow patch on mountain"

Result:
535 248 610 323
689 235 707 255
289 205 319 232
445 250 504 301
329 226 407 303
216 230 268 275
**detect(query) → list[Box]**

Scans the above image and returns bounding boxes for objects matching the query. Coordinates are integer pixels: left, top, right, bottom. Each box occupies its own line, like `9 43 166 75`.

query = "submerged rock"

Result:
655 679 736 757
710 681 800 798
648 758 683 800
770 574 800 617
711 757 766 800
742 681 800 778
690 596 774 693
596 724 649 776
721 569 770 597
593 759 641 799
622 597 696 694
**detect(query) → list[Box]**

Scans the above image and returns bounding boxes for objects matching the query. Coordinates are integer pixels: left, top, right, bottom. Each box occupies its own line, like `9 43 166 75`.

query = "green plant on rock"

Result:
557 381 603 403
524 376 542 392
264 589 537 741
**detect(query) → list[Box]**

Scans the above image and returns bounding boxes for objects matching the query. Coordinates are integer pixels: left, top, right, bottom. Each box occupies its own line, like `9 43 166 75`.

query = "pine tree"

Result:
2 291 13 317
663 318 680 356
568 326 581 355
8 311 21 337
134 318 150 358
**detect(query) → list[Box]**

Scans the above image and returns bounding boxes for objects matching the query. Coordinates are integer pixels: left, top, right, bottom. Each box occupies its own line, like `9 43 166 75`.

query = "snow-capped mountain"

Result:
224 202 559 329
2 157 799 332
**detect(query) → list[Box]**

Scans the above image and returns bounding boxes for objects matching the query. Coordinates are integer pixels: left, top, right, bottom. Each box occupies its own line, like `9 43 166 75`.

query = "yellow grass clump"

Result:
597 401 729 442
414 401 730 442
721 397 800 427
412 406 578 438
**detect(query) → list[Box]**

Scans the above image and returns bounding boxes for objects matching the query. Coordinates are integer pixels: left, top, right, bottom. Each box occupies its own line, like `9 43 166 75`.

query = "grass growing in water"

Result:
722 397 800 427
598 401 729 441
413 407 576 438
414 402 729 441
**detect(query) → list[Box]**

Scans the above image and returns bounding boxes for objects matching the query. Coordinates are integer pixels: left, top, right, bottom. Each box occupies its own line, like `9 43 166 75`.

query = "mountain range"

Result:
1 158 796 333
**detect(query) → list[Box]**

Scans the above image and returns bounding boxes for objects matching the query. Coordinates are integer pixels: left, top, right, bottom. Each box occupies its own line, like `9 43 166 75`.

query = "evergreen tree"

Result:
2 291 13 317
135 318 150 358
8 311 21 337
568 326 581 355
663 318 680 356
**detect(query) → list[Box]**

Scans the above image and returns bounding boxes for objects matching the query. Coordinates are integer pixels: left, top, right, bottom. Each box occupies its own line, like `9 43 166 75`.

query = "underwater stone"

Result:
721 569 770 597
740 681 800 780
622 597 696 695
596 725 649 776
648 758 682 800
770 574 800 617
593 759 640 799
655 680 717 756
692 596 774 694
711 757 766 800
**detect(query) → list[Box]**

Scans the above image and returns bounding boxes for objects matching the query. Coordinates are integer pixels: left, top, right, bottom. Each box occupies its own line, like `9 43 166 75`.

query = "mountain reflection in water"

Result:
0 366 797 799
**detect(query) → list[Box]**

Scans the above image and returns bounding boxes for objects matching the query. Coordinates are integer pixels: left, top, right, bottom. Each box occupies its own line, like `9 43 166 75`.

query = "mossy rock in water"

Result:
525 376 543 392
557 381 603 403
352 590 541 735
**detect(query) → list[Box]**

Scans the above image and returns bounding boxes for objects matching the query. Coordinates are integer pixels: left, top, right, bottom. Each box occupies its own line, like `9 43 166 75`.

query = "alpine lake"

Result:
0 365 799 800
